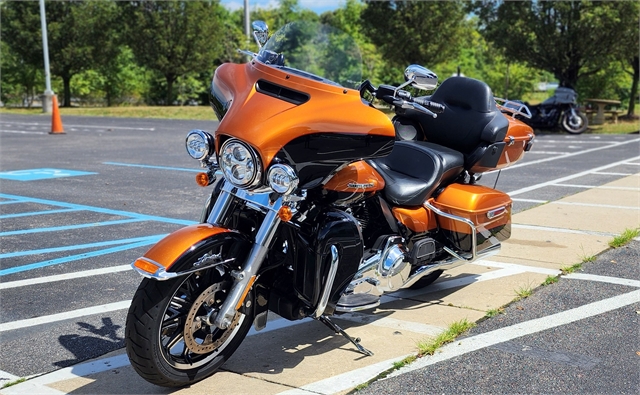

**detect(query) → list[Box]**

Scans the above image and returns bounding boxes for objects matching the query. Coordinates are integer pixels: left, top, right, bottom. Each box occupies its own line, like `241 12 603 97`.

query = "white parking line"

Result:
0 130 47 135
0 121 154 131
508 156 640 196
384 289 640 380
512 198 548 203
592 171 635 176
501 138 640 172
553 183 639 191
553 201 640 210
563 273 640 288
511 223 616 237
0 301 130 332
0 265 131 290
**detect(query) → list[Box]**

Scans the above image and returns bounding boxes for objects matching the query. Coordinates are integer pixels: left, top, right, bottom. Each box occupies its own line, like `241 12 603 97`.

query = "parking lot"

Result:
0 113 638 394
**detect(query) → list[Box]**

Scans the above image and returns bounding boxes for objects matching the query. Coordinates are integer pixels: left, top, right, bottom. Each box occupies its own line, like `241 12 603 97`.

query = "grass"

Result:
1 378 26 389
514 284 534 300
542 275 559 286
417 318 476 356
587 118 639 134
0 105 217 121
561 262 583 274
485 307 505 318
609 228 640 248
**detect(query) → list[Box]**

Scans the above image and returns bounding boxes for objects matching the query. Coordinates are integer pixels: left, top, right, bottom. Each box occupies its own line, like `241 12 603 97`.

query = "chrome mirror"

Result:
404 65 438 91
252 20 269 48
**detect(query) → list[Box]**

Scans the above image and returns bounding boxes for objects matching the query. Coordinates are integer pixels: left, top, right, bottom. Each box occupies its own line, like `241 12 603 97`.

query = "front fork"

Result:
208 182 282 329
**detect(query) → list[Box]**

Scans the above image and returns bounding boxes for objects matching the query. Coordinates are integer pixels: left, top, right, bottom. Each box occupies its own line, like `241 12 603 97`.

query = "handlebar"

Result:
362 81 444 118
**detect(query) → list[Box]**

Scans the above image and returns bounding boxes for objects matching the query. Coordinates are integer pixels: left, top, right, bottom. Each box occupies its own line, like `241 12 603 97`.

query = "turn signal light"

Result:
133 258 159 275
278 206 293 222
195 172 210 187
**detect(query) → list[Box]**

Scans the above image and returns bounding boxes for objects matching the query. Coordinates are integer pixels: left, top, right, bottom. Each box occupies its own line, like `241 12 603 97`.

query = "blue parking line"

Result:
103 162 201 173
0 200 26 205
0 234 167 259
0 208 82 220
0 239 160 276
0 193 197 226
0 218 145 237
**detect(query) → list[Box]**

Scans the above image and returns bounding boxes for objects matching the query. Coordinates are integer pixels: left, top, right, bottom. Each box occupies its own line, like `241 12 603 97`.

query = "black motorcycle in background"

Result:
504 87 589 134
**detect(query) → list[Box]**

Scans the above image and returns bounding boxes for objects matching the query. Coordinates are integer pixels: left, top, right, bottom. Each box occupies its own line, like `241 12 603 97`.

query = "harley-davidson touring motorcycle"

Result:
505 86 588 134
125 21 535 387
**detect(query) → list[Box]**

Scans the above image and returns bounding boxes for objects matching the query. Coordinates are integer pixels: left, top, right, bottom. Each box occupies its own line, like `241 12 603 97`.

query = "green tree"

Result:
360 0 467 84
250 0 319 33
321 0 384 84
472 0 639 90
121 0 227 105
18 0 119 107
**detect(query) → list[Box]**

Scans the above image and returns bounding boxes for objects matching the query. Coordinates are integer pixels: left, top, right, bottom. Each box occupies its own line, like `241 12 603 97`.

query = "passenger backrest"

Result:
406 77 509 157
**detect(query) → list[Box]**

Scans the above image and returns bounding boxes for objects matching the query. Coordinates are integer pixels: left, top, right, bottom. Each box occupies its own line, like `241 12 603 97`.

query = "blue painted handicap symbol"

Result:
0 168 97 181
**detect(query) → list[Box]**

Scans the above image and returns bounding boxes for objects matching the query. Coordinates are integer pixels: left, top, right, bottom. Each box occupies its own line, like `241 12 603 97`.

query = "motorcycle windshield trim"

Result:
257 21 363 90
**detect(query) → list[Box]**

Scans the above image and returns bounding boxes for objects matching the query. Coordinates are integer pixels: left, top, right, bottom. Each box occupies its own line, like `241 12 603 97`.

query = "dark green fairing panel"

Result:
276 133 394 189
292 209 363 315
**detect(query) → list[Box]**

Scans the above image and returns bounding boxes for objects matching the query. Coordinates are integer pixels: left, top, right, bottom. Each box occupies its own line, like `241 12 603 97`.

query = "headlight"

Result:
267 164 298 195
185 130 214 160
219 139 262 189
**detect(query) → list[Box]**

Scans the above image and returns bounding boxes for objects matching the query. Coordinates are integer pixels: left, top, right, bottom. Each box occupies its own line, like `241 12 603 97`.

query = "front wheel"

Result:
125 238 253 387
561 111 588 134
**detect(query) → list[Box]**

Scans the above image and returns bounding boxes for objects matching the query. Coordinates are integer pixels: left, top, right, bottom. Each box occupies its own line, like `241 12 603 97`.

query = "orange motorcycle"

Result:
125 21 535 387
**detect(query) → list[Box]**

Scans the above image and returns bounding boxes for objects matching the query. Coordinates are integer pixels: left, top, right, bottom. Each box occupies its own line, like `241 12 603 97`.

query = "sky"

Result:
221 0 345 15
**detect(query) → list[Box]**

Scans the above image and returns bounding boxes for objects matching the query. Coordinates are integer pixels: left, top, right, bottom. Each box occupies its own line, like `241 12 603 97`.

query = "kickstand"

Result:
317 316 374 356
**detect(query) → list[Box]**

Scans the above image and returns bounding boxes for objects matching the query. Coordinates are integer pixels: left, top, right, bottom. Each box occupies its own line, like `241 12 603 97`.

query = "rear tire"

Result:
561 112 588 134
125 238 253 387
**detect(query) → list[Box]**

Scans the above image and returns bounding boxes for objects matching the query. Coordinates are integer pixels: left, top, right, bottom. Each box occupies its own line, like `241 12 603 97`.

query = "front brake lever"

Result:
393 99 437 118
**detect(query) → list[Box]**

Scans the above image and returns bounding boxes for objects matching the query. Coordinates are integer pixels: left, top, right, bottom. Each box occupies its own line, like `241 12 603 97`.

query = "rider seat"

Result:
368 141 464 206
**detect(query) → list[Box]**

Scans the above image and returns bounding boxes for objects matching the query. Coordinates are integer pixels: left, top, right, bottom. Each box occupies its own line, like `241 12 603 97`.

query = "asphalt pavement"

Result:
357 241 640 395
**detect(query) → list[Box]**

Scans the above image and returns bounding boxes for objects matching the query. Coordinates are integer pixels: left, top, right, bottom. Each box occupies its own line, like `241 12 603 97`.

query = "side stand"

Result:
317 315 374 356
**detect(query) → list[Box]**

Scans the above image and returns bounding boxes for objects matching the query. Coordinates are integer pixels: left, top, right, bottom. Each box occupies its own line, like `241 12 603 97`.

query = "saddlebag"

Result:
431 184 512 254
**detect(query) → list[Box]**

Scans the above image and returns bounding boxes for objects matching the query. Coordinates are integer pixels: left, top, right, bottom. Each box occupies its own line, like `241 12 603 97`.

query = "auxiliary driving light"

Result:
267 164 298 195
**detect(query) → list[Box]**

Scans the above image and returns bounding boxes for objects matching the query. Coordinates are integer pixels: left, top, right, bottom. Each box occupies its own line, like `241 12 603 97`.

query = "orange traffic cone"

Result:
49 95 65 135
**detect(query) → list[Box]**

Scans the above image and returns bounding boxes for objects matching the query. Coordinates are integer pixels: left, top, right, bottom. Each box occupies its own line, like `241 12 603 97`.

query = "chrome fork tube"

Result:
207 184 235 225
212 190 283 329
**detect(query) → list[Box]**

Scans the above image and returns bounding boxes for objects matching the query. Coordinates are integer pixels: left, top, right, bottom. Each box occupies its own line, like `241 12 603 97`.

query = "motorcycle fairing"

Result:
211 61 395 173
132 224 240 278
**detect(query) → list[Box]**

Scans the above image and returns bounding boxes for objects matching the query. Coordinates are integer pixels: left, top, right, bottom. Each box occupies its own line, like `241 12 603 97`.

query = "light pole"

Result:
39 0 54 113
244 0 250 38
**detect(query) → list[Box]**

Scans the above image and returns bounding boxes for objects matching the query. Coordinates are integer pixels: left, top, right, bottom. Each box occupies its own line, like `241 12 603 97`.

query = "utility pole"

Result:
39 0 54 113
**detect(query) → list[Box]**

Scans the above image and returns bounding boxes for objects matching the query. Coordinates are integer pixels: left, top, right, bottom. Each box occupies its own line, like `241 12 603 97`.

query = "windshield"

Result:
257 21 363 90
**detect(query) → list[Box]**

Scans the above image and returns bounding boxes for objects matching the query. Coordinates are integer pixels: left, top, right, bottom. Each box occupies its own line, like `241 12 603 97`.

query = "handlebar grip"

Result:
414 97 445 114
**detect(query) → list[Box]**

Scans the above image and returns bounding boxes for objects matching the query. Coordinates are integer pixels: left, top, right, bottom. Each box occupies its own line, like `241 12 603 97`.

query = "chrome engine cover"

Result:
347 236 411 297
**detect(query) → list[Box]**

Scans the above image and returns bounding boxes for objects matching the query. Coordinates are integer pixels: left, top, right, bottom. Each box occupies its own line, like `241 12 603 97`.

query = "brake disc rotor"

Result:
184 282 241 355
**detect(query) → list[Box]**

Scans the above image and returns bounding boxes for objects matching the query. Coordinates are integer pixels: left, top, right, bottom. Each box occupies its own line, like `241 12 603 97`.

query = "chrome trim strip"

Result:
334 300 380 313
313 245 340 318
424 201 479 262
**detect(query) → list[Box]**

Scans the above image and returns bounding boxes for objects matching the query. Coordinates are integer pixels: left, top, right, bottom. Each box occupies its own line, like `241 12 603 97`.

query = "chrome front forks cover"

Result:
208 182 282 329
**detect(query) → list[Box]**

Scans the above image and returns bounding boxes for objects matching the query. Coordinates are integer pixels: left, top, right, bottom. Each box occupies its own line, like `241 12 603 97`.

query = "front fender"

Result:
132 224 240 280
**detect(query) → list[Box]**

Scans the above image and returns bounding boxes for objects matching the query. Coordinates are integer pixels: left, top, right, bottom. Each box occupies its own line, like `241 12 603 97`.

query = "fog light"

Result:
267 164 298 195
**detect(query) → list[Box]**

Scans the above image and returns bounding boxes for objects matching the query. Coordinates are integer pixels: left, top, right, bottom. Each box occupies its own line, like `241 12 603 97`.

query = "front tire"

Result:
125 239 253 387
561 111 588 134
